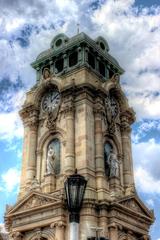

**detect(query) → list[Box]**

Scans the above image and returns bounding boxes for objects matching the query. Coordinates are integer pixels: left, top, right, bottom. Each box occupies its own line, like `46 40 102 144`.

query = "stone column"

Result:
19 124 29 197
94 98 108 199
121 114 134 192
36 149 43 182
19 106 39 190
99 208 108 238
63 53 68 72
26 119 38 184
36 66 40 83
108 224 118 240
64 97 75 175
78 46 82 64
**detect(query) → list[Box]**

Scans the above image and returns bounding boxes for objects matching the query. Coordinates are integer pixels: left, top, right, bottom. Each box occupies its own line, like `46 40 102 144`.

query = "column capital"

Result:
108 222 118 230
20 104 39 130
10 231 23 240
50 220 66 229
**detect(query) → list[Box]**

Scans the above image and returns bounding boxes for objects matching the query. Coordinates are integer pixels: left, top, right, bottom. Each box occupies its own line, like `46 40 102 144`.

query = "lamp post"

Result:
64 169 87 240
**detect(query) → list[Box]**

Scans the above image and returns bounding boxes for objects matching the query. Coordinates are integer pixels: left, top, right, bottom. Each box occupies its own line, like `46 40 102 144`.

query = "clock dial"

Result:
42 90 60 112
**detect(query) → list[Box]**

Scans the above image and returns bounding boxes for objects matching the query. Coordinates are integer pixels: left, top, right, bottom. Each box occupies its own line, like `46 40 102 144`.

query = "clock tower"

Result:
5 33 154 240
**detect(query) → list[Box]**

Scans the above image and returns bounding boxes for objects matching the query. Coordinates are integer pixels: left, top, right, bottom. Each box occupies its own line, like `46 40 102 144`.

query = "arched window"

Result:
46 139 60 175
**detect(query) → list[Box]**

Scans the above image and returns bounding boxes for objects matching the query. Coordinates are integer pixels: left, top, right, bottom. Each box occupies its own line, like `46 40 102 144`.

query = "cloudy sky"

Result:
0 0 160 238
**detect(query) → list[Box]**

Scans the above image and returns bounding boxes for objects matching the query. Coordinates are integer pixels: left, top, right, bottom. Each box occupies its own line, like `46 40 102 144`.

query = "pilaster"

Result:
108 223 118 240
120 112 134 193
51 221 66 240
94 98 108 200
62 95 75 175
19 105 39 189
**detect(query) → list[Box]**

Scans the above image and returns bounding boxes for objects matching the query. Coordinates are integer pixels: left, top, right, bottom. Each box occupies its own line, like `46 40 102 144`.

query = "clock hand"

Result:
51 93 60 102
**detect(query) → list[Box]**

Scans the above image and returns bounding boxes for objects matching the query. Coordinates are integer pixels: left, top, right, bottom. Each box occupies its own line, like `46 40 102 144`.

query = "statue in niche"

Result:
104 144 119 178
46 139 60 175
46 145 56 174
107 150 119 178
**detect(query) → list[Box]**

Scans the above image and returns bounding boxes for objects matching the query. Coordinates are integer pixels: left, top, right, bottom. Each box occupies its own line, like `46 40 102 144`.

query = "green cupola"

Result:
31 32 124 83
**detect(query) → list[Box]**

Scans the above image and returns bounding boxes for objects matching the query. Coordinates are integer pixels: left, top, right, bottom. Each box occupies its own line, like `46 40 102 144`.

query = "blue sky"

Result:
0 0 160 238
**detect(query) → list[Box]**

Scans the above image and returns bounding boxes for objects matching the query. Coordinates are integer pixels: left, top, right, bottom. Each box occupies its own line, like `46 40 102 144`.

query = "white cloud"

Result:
0 223 7 233
1 168 20 193
91 0 160 120
0 0 159 122
0 90 24 142
133 138 160 194
146 199 154 208
134 166 160 194
132 120 160 143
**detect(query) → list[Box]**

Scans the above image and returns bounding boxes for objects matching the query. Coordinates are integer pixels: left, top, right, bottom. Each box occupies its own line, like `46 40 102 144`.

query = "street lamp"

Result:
64 169 87 240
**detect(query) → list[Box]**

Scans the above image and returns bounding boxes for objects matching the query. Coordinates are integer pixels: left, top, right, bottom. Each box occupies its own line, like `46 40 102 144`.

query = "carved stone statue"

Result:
107 150 119 178
46 145 56 174
43 68 50 79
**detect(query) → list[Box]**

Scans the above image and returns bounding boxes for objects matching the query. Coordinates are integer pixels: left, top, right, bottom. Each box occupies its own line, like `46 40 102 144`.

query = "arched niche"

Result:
37 129 66 182
46 138 61 175
104 138 120 179
103 134 122 156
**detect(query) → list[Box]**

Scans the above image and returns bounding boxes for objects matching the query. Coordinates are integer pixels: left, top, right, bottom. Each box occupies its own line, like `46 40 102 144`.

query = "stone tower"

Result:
5 33 154 240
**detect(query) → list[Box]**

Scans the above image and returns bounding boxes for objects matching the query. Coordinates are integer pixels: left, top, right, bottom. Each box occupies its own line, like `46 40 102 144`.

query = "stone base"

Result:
42 173 56 193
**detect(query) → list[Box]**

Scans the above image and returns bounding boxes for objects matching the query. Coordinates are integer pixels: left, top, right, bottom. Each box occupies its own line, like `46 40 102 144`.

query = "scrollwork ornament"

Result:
46 112 56 130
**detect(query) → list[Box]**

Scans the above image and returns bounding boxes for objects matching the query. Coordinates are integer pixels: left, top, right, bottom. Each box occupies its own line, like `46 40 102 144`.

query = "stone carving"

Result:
43 68 51 80
46 145 56 174
29 177 41 192
107 150 119 178
105 94 119 134
17 195 54 212
46 112 56 130
121 199 145 215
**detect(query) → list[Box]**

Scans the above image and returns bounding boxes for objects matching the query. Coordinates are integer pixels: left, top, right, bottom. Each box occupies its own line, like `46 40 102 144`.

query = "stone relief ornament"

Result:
43 68 51 80
105 94 119 134
46 112 56 130
18 195 54 211
46 145 56 174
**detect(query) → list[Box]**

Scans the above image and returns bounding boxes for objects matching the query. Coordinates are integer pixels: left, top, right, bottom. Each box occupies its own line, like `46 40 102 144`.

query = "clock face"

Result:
42 90 60 112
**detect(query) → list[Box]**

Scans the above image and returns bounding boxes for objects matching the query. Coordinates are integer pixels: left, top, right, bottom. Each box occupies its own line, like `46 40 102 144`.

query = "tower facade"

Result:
5 33 154 240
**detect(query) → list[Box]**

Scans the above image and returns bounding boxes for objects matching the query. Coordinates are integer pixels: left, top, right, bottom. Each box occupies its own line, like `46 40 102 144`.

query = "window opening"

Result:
69 51 78 67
